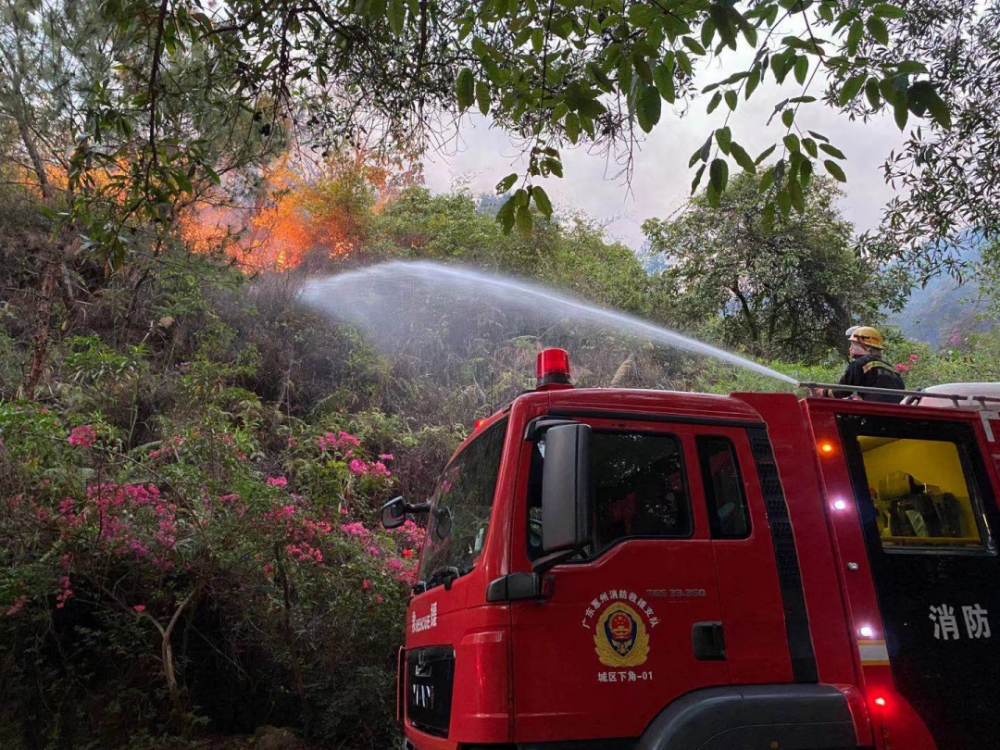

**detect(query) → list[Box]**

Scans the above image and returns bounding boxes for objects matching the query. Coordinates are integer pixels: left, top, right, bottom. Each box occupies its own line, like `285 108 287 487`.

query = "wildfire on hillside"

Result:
179 152 418 271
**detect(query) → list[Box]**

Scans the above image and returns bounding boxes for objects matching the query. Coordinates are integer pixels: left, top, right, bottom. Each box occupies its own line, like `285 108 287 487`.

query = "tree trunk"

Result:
152 588 199 727
610 354 635 387
22 256 58 400
14 112 51 200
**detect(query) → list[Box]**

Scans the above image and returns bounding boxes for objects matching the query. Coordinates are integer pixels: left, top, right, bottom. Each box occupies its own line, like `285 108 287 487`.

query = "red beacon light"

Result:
536 348 573 391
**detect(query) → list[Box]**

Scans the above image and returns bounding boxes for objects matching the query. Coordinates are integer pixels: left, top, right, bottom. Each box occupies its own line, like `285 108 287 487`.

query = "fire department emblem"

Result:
594 603 650 667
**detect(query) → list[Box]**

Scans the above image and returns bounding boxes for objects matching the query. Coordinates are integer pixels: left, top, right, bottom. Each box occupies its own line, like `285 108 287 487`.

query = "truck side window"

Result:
527 430 692 559
418 419 507 587
856 435 986 551
698 437 750 539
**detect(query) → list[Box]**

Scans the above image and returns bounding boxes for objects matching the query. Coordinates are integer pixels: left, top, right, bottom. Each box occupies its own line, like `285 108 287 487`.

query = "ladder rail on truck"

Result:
386 351 1000 750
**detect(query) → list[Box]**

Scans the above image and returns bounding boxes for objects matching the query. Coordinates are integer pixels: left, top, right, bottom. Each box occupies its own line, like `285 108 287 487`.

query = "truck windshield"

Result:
418 419 507 588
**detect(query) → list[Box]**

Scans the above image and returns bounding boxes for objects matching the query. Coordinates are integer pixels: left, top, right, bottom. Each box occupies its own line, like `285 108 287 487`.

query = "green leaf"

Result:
496 196 516 231
839 73 867 106
867 16 889 45
706 181 720 207
782 109 794 128
707 91 722 114
515 204 533 235
880 76 906 107
366 0 387 22
682 36 707 56
456 68 475 111
700 134 714 162
691 163 707 193
715 126 732 154
387 0 405 34
745 67 760 99
532 186 553 217
588 62 614 93
776 188 792 218
800 157 813 187
565 113 581 144
755 144 777 165
908 80 951 128
819 142 846 159
476 81 491 115
783 134 800 152
653 62 676 103
789 179 805 211
893 98 909 130
794 56 808 85
808 130 829 143
927 92 952 129
824 159 847 181
709 157 729 194
636 84 661 133
676 51 694 76
760 166 776 193
895 60 927 75
725 90 738 110
873 3 906 18
802 138 818 158
730 142 756 173
496 173 518 193
847 19 863 55
578 98 606 118
865 78 882 109
632 54 653 84
531 28 544 54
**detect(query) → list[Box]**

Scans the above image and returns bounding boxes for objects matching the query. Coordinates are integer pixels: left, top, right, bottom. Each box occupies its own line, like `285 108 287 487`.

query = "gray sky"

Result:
422 67 909 250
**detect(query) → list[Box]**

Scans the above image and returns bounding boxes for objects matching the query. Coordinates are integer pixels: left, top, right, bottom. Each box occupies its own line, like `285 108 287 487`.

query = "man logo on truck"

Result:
595 603 650 667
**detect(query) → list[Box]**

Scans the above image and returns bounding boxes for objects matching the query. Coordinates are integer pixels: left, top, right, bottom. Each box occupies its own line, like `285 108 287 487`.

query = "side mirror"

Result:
380 496 431 530
541 423 593 554
380 496 407 529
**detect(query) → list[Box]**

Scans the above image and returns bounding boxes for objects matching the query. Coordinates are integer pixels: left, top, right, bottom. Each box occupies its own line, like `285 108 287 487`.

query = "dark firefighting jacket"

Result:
831 354 905 403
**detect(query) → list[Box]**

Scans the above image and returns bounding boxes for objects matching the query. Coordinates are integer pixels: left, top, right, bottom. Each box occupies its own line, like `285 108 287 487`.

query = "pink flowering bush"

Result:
67 424 97 448
0 398 422 746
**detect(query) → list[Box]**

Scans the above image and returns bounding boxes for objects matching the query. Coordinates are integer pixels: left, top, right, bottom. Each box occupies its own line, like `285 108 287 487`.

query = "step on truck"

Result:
381 348 1000 750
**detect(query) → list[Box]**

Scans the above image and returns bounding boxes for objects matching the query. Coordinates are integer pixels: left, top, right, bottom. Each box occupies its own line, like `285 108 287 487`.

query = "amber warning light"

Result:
536 348 573 390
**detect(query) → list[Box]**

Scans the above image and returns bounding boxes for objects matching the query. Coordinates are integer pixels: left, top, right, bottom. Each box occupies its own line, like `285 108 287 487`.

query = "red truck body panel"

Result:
400 385 1000 750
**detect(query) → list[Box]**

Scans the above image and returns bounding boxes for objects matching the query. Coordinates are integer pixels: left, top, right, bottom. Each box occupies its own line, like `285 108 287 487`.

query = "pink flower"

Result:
895 364 910 373
68 425 96 448
287 437 298 447
267 476 288 487
341 521 367 537
348 459 369 476
263 563 275 576
909 354 920 363
6 596 26 617
402 549 414 559
133 605 146 613
375 594 384 603
379 453 394 461
362 579 372 590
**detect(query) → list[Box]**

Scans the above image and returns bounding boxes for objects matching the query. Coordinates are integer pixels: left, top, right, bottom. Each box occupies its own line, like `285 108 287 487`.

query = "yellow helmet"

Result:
846 325 884 350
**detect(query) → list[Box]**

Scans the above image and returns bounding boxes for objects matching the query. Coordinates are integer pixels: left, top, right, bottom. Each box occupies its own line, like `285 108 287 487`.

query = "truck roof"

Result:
544 386 765 423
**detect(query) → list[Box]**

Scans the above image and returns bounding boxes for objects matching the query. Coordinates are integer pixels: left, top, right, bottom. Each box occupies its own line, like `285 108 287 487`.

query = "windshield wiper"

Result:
421 565 474 591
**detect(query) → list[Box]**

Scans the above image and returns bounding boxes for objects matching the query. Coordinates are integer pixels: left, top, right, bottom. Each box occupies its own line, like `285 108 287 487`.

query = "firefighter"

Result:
823 326 905 403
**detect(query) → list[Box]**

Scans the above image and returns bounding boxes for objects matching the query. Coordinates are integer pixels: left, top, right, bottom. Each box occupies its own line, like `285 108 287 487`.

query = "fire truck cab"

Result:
384 350 1000 750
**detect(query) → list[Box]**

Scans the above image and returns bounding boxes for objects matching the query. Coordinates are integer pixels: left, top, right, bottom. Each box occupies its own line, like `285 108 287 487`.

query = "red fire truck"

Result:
381 349 1000 750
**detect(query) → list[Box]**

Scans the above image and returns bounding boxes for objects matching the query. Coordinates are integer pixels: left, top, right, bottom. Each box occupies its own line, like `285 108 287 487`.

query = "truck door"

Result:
839 415 1000 748
692 430 800 685
509 419 728 743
